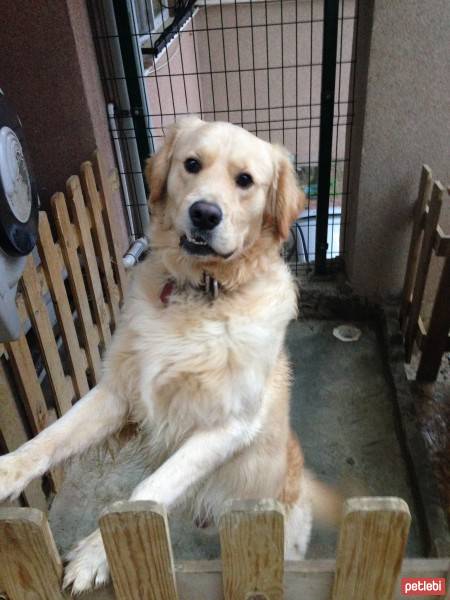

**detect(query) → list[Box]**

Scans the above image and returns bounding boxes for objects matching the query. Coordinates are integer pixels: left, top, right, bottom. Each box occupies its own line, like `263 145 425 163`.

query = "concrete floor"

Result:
49 319 425 560
287 319 423 557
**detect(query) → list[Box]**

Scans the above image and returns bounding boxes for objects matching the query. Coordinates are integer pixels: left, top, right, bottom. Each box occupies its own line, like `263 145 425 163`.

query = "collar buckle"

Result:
203 273 219 300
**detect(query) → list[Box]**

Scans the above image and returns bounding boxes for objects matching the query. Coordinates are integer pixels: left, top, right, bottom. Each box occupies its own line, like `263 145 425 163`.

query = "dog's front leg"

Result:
64 417 258 593
130 418 256 505
0 384 127 502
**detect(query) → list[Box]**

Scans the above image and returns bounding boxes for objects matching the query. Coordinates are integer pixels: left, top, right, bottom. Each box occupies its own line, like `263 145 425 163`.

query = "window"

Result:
131 0 170 44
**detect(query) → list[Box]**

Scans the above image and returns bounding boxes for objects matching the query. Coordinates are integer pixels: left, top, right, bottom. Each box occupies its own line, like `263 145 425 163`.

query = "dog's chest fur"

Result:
104 258 297 451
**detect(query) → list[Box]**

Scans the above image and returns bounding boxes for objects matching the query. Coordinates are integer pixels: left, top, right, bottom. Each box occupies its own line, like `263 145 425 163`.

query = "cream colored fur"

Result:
0 119 327 594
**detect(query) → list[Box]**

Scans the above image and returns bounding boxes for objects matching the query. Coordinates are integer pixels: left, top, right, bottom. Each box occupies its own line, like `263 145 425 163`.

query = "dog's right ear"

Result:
145 126 178 205
145 117 203 204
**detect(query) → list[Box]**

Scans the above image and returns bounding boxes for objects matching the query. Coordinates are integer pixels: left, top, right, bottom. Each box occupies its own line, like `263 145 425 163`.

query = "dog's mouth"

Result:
180 233 218 256
180 234 233 259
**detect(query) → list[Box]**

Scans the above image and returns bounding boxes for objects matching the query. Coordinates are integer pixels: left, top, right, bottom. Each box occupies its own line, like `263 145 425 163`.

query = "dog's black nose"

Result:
189 201 223 230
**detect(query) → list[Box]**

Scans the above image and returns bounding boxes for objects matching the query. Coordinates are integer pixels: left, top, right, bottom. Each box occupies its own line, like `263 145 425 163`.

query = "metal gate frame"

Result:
316 0 340 274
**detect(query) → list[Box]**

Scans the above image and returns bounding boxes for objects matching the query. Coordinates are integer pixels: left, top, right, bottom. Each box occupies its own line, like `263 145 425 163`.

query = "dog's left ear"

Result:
145 117 203 204
268 146 305 241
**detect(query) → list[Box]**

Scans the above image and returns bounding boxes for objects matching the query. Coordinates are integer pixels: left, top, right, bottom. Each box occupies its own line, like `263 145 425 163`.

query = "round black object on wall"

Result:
0 89 39 256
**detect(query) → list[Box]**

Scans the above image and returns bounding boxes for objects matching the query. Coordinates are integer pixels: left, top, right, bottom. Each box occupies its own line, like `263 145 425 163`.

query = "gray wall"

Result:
345 0 450 299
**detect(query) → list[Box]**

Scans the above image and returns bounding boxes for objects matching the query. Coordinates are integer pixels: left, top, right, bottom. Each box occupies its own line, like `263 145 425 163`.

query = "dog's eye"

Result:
236 172 253 189
184 158 202 174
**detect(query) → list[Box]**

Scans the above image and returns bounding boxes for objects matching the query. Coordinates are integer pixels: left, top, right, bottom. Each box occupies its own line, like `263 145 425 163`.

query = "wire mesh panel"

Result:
89 0 359 269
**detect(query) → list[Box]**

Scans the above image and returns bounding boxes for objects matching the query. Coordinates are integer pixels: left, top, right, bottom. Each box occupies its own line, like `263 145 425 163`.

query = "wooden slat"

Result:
51 192 102 383
415 316 427 349
92 150 127 299
99 501 178 600
0 507 64 600
37 212 90 399
404 181 444 361
400 165 433 332
21 256 73 415
0 361 47 510
435 226 450 257
219 499 284 600
67 175 111 349
417 256 450 382
5 331 49 435
3 300 62 491
332 497 411 600
4 326 63 494
80 161 121 328
415 319 450 355
0 430 21 509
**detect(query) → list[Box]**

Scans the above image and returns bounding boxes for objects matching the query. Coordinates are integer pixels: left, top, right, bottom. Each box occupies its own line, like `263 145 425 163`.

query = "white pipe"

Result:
108 102 137 241
123 236 149 269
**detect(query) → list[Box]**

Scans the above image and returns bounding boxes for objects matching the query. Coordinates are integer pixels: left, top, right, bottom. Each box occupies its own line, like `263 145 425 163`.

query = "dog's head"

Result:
146 118 304 264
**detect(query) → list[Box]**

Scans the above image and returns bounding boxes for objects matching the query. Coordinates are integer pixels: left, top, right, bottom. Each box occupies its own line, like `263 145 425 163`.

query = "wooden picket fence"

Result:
0 152 127 509
0 497 448 600
400 165 450 382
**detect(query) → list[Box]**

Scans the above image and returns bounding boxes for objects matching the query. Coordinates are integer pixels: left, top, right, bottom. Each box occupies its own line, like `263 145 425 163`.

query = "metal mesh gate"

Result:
89 0 359 273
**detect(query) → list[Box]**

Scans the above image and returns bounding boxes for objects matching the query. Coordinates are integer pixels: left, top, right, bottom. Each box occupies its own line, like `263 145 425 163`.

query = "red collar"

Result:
160 280 175 305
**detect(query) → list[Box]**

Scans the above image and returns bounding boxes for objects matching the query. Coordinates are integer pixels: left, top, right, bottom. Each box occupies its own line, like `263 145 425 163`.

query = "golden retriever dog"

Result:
0 118 337 593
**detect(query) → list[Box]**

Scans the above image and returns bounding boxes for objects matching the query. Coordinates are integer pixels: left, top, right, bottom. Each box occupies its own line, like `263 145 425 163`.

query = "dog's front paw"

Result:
0 452 34 502
63 529 110 595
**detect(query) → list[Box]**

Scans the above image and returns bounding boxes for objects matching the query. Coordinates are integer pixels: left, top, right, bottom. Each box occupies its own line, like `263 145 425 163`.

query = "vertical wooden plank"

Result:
5 330 49 435
99 500 178 600
80 161 121 327
3 308 62 494
37 212 90 399
0 361 47 510
219 499 285 600
66 175 111 349
0 429 23 510
400 165 433 332
0 507 64 600
21 256 74 415
417 256 450 382
404 181 444 362
92 150 128 299
332 497 411 600
51 192 102 383
435 226 450 256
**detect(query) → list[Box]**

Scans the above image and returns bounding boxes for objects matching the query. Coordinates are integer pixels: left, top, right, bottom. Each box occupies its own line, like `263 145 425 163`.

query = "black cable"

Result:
285 220 309 266
297 222 310 265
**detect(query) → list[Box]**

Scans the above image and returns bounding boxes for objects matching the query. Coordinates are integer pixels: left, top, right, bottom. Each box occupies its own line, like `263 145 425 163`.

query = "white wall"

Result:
345 0 450 299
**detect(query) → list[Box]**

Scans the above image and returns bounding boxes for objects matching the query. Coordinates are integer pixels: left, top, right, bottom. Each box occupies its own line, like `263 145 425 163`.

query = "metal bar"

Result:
112 0 151 183
315 0 340 274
